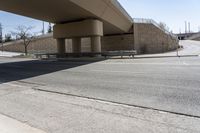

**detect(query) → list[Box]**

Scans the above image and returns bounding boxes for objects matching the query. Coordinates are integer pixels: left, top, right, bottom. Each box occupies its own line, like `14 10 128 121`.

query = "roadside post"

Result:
176 40 180 58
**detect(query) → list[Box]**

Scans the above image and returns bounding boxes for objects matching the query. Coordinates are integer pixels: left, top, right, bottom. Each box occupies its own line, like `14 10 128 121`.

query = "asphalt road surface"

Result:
0 56 200 118
0 40 200 132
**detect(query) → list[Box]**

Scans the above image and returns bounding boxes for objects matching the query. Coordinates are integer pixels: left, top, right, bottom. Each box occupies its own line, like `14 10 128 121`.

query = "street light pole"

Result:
176 37 179 57
176 46 179 57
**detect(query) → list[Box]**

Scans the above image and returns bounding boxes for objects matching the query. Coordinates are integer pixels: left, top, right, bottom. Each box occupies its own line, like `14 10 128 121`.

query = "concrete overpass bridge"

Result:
187 32 200 41
0 0 133 54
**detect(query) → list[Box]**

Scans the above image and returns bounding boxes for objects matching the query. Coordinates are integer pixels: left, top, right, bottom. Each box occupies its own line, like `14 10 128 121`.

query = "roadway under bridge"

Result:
0 0 133 54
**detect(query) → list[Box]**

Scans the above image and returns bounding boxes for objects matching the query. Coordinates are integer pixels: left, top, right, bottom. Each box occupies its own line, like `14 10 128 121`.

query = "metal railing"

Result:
35 50 137 59
133 18 178 39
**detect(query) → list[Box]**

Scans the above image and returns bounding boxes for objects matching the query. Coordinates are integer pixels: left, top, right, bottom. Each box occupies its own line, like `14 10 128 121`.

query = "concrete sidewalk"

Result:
0 114 46 133
0 51 22 57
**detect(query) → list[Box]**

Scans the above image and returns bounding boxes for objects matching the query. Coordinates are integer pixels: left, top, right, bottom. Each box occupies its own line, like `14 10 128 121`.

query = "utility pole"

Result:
188 22 191 33
185 21 187 33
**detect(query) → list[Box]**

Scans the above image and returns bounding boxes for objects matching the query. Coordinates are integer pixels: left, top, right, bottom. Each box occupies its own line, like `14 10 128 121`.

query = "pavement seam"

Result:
32 87 200 119
38 96 196 132
17 80 46 86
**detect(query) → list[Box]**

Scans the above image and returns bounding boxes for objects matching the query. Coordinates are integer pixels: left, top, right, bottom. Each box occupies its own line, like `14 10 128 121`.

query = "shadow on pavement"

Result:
0 58 105 84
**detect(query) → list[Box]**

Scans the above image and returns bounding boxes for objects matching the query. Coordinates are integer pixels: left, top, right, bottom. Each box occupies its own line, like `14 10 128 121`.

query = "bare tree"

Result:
0 23 3 52
0 23 2 43
12 25 35 55
4 34 12 42
47 23 52 33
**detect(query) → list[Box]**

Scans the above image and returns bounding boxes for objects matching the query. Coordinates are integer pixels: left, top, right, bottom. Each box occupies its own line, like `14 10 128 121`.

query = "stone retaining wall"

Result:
0 34 134 54
0 23 179 55
134 23 179 54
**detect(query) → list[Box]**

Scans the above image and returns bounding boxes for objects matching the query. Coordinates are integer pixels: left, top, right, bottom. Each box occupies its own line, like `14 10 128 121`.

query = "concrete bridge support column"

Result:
72 38 81 53
91 36 101 53
56 38 66 54
53 19 103 54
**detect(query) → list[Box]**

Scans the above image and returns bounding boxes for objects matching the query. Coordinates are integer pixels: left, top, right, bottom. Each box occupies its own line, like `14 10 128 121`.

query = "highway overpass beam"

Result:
56 38 66 54
72 38 81 53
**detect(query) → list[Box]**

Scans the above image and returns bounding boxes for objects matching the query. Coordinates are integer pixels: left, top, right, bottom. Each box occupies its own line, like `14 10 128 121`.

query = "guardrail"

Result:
102 50 137 58
133 18 178 39
35 50 137 59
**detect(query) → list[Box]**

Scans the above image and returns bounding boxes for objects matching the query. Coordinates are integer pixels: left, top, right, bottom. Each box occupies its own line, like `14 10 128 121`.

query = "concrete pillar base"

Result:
56 38 66 54
91 36 101 53
72 38 81 53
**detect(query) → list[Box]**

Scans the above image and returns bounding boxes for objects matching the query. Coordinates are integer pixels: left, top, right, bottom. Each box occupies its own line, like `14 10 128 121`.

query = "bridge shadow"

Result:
0 58 105 84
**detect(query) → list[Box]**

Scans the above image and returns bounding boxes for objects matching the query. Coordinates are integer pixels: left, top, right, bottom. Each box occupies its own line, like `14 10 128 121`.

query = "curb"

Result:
134 55 199 59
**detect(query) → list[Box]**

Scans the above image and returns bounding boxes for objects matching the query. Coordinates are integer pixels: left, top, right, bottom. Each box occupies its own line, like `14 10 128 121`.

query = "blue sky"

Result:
119 0 200 33
0 0 200 36
0 11 49 36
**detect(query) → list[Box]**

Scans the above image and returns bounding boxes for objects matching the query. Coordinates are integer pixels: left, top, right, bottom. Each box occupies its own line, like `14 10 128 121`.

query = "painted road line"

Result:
0 114 46 133
182 61 189 66
90 69 146 74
